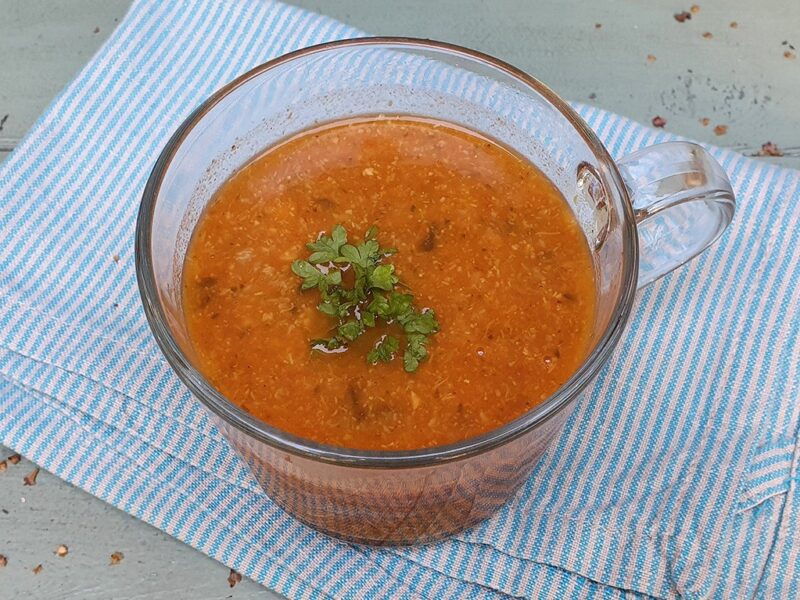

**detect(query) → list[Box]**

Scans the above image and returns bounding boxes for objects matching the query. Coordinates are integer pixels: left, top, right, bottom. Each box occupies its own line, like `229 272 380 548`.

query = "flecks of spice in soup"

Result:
183 117 596 450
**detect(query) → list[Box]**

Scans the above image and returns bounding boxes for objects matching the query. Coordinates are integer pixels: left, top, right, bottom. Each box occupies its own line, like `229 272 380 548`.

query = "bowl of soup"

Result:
136 38 734 544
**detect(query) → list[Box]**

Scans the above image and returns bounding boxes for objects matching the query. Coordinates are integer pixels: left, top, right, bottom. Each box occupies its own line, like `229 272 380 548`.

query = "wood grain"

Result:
291 0 800 169
0 447 271 599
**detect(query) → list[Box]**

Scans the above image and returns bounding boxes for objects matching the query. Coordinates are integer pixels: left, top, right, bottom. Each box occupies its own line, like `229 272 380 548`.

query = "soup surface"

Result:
183 117 595 450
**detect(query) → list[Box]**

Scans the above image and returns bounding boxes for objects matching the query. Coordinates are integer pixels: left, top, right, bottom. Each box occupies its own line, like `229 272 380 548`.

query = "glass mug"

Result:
136 39 735 544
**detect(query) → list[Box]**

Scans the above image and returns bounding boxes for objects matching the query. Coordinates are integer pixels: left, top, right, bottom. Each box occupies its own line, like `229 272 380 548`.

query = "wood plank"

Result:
292 0 800 170
0 445 272 599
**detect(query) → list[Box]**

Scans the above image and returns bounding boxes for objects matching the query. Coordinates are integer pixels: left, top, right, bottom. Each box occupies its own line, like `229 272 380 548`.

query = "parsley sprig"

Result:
291 224 439 372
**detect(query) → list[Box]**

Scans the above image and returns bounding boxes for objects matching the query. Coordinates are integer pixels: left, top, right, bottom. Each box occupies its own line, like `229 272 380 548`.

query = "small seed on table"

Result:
23 468 39 486
228 569 242 588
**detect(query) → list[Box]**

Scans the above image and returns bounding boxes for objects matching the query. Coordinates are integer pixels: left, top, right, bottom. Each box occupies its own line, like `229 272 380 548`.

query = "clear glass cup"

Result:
135 39 735 544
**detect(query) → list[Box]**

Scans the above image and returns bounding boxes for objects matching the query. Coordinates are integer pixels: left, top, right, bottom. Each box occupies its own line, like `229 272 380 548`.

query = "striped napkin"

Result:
1 1 798 598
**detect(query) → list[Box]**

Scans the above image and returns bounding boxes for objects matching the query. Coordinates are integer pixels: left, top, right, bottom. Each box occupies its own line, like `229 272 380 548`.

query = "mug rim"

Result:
135 37 639 468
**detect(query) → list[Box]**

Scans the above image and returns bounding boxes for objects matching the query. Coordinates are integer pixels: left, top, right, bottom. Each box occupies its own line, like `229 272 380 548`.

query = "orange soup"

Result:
183 117 595 450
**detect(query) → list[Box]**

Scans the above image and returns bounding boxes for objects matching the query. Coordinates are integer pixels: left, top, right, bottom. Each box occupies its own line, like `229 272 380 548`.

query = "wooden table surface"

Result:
1 1 798 598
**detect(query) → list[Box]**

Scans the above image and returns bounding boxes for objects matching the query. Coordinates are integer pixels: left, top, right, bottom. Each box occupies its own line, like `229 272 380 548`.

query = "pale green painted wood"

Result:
1 1 798 598
0 450 271 599
291 0 800 168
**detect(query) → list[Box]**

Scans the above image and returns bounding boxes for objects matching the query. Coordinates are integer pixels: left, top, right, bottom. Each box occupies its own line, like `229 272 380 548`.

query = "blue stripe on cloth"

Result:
1 1 798 598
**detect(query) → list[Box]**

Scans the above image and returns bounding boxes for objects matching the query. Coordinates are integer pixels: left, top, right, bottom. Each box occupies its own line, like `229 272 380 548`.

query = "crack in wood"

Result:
732 144 800 158
0 137 20 152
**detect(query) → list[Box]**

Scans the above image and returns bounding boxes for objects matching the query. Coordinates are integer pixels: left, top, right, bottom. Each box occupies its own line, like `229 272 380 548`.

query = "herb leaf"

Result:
291 260 322 290
404 333 430 373
387 292 414 318
306 224 348 263
292 224 439 372
336 240 380 269
367 293 389 318
338 320 364 341
317 300 339 316
399 309 440 335
367 335 400 364
311 337 343 351
326 270 342 286
361 311 376 328
368 264 396 291
336 244 361 265
364 225 379 241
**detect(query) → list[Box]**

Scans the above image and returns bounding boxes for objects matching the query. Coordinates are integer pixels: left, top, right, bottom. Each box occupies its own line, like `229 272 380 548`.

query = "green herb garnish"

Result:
291 224 439 372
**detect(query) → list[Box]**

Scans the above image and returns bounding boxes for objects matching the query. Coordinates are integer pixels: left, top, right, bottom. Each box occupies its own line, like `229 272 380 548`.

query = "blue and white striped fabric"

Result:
1 1 798 598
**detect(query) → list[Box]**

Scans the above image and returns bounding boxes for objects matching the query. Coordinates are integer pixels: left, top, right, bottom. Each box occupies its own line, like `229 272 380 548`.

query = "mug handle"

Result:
616 142 736 288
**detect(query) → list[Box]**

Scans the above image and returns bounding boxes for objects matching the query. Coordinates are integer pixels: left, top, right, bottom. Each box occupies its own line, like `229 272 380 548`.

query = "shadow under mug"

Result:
135 38 735 545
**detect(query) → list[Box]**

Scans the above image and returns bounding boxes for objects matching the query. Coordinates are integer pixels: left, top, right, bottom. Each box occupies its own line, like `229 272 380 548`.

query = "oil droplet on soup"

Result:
182 117 596 450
